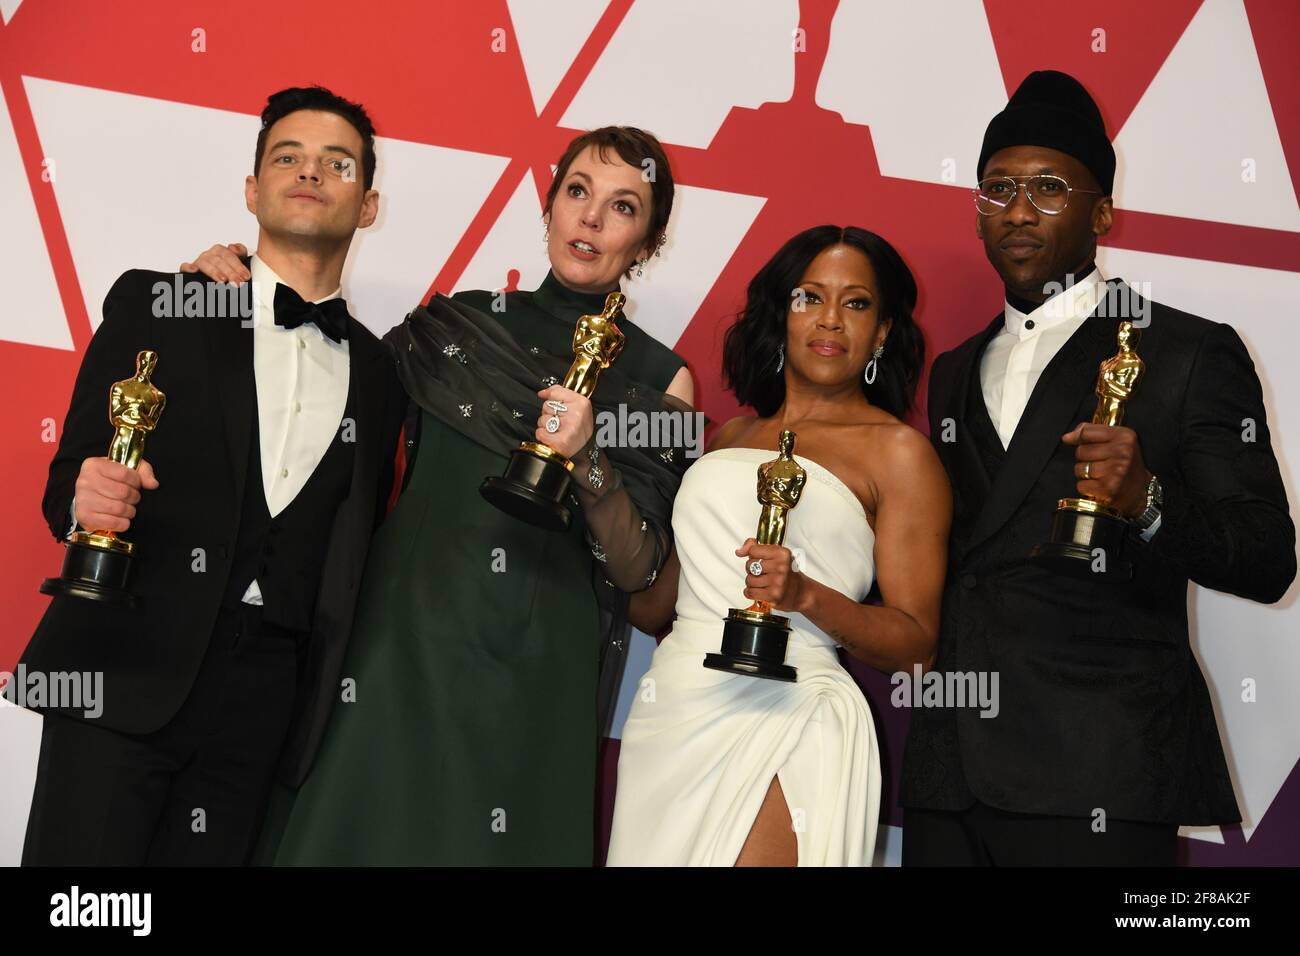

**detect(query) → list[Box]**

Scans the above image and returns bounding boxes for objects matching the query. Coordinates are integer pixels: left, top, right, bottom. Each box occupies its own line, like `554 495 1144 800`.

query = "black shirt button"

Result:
1024 319 1035 330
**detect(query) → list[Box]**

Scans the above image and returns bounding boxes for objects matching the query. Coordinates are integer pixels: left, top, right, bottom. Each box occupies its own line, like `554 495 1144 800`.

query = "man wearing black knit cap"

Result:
899 70 1295 865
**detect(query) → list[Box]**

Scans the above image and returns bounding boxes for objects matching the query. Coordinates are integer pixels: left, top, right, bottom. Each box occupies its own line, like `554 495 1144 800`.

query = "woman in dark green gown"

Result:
256 128 692 865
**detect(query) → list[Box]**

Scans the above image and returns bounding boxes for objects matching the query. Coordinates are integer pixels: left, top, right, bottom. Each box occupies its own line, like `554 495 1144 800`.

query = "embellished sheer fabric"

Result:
384 293 691 591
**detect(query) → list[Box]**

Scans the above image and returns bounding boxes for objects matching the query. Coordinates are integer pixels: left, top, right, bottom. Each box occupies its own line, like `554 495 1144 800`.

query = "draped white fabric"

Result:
608 448 881 866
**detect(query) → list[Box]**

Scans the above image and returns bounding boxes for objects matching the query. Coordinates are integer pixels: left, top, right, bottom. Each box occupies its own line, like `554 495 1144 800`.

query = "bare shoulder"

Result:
708 415 755 452
665 365 695 407
857 416 945 488
879 420 934 460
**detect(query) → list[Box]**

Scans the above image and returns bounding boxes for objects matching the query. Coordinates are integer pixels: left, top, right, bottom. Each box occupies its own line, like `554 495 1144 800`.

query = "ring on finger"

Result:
543 400 567 434
1082 461 1091 480
748 559 764 577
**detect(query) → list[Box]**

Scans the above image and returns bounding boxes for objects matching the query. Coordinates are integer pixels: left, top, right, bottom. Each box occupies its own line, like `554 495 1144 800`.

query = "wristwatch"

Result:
1133 473 1163 530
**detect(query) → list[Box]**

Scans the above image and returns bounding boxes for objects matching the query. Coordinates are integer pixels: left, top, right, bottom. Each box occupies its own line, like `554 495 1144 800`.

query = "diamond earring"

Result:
775 344 785 374
864 345 884 384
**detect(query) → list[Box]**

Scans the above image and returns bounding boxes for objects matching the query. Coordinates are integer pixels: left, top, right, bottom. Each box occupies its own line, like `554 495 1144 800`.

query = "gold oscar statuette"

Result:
1030 320 1144 577
41 350 166 607
703 429 807 682
480 292 627 532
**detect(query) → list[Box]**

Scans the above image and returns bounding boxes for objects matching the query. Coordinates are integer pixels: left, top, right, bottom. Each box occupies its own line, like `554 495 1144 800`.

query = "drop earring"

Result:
775 344 785 374
864 345 884 384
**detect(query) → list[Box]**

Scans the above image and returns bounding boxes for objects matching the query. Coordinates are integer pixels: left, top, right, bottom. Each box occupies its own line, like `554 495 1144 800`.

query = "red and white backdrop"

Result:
0 0 1297 866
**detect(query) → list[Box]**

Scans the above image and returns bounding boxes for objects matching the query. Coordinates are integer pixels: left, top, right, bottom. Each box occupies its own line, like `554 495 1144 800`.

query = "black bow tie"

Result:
273 282 349 343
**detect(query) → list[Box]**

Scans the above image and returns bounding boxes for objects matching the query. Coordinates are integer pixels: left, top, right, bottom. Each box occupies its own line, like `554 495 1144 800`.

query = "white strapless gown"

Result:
607 448 881 866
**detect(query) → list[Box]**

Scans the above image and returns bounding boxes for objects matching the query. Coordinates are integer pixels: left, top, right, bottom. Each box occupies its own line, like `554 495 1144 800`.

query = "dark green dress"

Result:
258 270 684 865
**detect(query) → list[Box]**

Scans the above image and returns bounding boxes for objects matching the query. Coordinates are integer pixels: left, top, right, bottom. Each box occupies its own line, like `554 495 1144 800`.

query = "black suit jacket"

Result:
900 280 1295 826
21 266 405 786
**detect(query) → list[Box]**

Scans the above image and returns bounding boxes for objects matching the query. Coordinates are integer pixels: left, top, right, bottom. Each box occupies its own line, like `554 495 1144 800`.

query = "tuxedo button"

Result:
281 468 289 478
1024 319 1035 330
961 573 977 589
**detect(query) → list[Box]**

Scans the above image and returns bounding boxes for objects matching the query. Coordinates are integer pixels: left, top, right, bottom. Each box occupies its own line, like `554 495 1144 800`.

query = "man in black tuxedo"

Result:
900 71 1296 865
21 86 405 865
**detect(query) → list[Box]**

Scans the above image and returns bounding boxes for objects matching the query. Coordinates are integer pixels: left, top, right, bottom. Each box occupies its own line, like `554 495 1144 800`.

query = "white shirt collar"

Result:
251 253 343 324
1003 266 1105 338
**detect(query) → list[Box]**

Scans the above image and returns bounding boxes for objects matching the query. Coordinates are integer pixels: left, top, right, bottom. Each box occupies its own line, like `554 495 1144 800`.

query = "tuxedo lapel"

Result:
936 314 1003 498
201 303 256 513
959 280 1127 561
339 317 386 558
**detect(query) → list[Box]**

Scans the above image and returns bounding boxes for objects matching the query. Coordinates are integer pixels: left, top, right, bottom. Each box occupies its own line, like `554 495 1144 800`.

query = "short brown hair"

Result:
544 127 675 276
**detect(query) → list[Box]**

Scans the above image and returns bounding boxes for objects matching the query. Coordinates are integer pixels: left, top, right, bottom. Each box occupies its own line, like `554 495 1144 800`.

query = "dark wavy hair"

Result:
544 126 675 278
722 225 923 419
254 85 377 190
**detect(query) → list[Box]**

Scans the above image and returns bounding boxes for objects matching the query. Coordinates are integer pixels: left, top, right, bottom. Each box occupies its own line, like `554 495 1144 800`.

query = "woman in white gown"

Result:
608 226 952 866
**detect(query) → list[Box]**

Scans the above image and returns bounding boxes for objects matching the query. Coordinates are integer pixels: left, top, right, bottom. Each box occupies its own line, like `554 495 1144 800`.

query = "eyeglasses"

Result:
268 151 358 182
973 174 1102 216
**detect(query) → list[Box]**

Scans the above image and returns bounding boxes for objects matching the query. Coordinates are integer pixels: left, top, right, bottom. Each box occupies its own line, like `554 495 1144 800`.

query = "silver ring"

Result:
545 415 561 434
748 559 764 577
545 400 569 415
1082 461 1091 479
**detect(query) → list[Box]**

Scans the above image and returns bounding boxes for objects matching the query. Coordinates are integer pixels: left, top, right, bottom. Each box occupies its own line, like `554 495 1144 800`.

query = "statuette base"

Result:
480 441 576 532
703 607 798 683
40 536 138 608
1030 497 1133 580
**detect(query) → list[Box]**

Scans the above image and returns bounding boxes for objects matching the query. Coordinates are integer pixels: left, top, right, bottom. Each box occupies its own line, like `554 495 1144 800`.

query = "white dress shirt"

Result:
978 267 1160 540
240 254 351 604
66 256 355 564
980 267 1104 450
